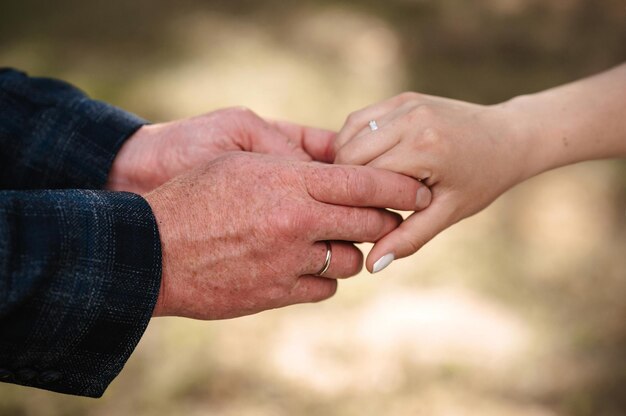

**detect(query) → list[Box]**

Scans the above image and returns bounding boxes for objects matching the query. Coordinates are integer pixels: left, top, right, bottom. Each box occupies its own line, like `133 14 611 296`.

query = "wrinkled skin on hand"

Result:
108 107 337 194
145 152 431 320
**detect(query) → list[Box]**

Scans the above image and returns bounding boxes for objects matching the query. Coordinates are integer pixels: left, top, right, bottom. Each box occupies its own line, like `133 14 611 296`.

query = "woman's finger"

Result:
270 120 338 163
366 199 457 273
334 118 405 166
334 94 411 150
367 145 435 184
348 99 423 146
335 99 428 166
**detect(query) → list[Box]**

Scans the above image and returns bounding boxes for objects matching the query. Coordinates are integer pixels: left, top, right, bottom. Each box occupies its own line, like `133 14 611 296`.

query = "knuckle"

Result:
234 105 253 115
347 249 364 274
267 206 313 238
422 127 441 145
409 127 443 154
345 110 363 126
398 91 421 103
405 237 424 254
397 226 427 255
226 106 256 120
424 127 452 158
313 280 338 302
264 211 286 237
264 286 289 305
303 166 327 198
345 169 375 205
411 103 435 120
366 210 387 239
357 208 387 241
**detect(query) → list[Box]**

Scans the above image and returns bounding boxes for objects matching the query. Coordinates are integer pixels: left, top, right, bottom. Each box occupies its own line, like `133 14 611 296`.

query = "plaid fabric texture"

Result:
0 68 146 190
0 69 162 397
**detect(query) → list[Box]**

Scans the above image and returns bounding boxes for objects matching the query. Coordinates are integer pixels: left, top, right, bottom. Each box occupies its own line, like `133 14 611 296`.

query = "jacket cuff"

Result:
0 190 161 397
59 96 147 189
0 68 147 190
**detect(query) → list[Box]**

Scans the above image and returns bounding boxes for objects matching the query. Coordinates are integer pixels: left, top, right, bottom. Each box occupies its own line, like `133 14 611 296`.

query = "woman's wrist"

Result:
494 65 626 180
493 94 558 183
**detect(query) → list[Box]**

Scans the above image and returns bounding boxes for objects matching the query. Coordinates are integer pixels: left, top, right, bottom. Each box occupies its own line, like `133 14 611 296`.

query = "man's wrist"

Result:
106 124 157 194
143 188 177 318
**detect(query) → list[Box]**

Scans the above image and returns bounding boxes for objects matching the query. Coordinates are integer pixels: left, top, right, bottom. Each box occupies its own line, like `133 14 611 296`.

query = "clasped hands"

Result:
107 97 525 320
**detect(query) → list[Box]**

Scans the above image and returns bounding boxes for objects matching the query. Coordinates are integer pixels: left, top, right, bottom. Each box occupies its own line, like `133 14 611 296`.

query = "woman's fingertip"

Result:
372 253 395 274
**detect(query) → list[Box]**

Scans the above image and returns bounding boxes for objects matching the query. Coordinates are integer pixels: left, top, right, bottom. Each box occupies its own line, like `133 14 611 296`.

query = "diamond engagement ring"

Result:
369 120 379 132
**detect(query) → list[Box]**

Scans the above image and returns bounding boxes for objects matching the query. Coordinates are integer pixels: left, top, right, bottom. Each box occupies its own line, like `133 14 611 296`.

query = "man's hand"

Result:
107 107 337 194
145 152 432 320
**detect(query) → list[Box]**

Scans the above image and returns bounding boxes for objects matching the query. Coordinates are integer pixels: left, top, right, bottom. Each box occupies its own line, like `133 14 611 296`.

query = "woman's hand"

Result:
334 93 528 272
335 63 626 273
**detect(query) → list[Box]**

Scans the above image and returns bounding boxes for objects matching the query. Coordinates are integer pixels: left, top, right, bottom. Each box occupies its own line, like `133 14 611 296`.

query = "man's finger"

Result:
271 120 337 163
310 205 403 243
367 146 435 185
249 124 312 162
229 110 311 161
291 276 338 304
304 165 432 211
301 241 364 279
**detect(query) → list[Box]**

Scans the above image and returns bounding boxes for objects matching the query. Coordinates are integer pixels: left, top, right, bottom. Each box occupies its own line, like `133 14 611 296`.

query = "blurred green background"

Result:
1 0 625 415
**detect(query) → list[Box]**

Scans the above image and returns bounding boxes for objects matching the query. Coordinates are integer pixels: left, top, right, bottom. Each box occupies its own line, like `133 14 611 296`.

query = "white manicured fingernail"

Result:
416 186 432 210
372 253 395 274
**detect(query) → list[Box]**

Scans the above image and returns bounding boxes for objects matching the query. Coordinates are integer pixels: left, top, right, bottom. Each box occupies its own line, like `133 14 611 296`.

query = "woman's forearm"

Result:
499 63 626 181
333 65 626 267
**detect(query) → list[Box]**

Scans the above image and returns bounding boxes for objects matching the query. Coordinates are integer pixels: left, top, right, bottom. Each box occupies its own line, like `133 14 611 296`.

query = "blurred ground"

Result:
0 0 625 415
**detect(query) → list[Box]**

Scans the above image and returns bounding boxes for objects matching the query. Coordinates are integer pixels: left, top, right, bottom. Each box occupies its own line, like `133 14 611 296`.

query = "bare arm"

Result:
503 63 626 180
334 64 626 272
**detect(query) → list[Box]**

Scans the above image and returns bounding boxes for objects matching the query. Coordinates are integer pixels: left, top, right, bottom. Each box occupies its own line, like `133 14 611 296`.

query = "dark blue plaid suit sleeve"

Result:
0 69 162 397
0 68 146 190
